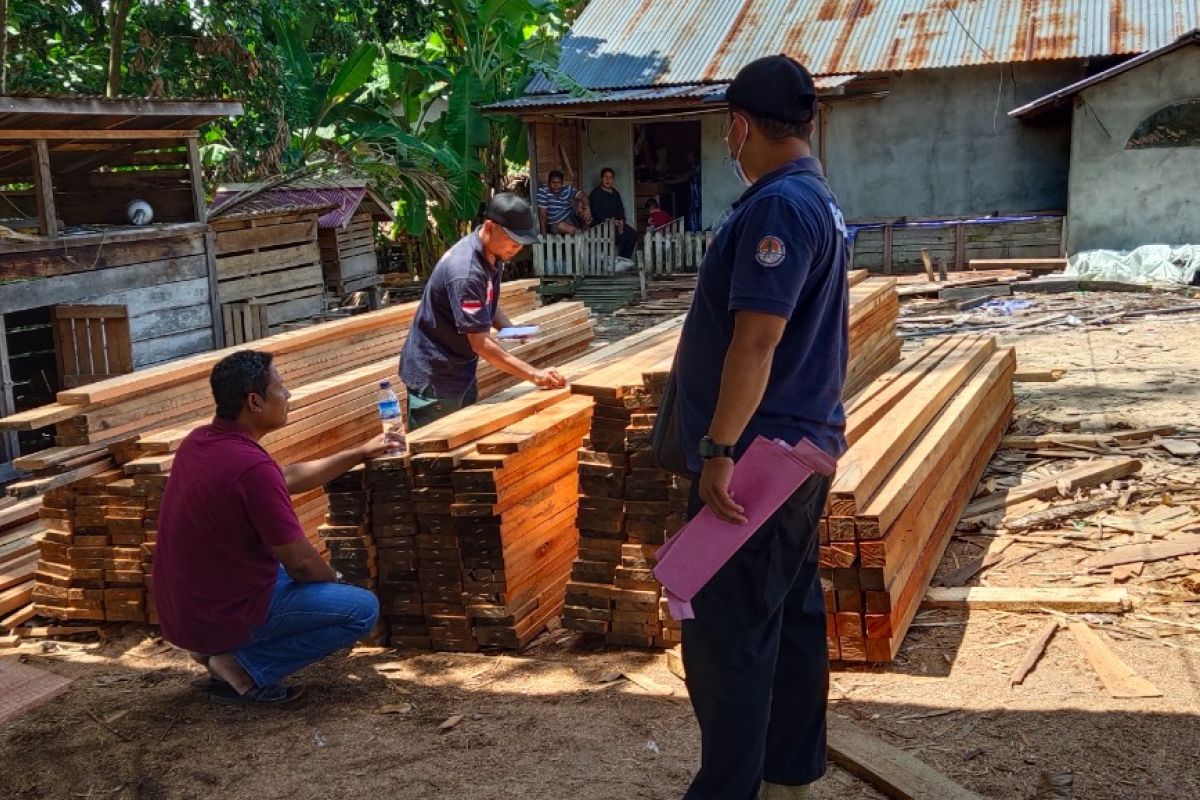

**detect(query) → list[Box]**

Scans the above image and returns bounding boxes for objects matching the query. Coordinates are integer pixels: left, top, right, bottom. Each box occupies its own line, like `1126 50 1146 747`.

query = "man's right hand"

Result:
531 368 566 389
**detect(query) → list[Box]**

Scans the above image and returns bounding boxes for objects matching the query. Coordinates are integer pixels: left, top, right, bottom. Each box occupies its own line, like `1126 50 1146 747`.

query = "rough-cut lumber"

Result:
1068 622 1162 699
1000 427 1173 449
831 335 996 516
923 586 1130 613
406 390 571 454
1010 620 1059 686
52 279 539 405
826 715 986 800
1084 535 1200 569
963 458 1142 518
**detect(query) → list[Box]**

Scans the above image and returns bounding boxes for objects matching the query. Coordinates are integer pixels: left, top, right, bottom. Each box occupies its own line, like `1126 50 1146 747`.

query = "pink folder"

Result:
653 437 836 621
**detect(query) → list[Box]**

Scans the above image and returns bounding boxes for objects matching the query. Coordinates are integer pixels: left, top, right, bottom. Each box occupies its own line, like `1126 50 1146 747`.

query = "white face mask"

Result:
725 116 751 188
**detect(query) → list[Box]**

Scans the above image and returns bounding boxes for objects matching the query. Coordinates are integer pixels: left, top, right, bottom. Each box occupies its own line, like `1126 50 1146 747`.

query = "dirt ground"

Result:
2 302 1199 800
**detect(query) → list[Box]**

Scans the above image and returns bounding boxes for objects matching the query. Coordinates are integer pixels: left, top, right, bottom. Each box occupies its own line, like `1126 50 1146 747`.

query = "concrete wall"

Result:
1067 45 1200 252
579 119 634 217
821 62 1080 220
700 113 742 229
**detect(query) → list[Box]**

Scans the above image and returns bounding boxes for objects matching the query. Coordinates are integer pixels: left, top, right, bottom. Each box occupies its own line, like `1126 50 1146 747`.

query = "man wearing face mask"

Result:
400 193 566 430
668 56 850 800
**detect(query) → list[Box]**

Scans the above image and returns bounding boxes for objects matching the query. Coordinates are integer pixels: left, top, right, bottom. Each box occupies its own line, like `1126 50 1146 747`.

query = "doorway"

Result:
632 121 702 232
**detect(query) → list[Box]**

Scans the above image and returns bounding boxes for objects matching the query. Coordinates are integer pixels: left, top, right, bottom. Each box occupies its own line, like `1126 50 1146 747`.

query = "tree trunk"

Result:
0 0 8 95
106 0 133 97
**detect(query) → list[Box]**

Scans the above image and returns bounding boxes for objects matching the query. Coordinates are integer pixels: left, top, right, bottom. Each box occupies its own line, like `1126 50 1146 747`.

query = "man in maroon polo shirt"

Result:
153 350 385 706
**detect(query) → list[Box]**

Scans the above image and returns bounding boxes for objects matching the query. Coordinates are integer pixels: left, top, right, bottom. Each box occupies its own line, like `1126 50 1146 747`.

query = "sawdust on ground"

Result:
1 314 1198 800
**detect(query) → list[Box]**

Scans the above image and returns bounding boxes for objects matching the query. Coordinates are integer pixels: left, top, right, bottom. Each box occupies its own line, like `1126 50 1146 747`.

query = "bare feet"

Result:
206 653 256 695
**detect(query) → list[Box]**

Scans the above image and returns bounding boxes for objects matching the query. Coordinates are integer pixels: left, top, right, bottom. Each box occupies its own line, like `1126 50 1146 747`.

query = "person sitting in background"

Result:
153 351 386 707
536 169 586 234
589 166 638 260
646 197 674 231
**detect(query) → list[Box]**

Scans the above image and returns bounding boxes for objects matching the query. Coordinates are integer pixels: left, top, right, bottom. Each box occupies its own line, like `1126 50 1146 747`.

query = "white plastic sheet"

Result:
1067 245 1200 285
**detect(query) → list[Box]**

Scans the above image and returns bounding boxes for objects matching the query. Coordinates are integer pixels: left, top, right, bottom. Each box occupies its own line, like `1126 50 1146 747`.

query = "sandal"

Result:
189 675 231 692
211 683 306 708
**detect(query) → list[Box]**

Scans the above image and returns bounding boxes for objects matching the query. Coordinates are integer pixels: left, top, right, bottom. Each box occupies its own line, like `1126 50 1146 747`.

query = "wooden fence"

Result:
532 220 617 277
643 218 710 275
849 214 1064 274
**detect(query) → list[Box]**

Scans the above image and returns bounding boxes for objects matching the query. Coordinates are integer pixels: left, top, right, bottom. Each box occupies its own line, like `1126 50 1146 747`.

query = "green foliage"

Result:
1 0 580 245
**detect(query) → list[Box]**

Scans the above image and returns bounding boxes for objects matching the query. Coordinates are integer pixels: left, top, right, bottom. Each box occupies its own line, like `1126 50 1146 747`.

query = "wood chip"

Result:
1010 620 1060 686
438 714 464 732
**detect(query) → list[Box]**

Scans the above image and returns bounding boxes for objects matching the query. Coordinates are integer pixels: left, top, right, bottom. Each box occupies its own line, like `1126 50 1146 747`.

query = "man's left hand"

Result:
699 457 747 524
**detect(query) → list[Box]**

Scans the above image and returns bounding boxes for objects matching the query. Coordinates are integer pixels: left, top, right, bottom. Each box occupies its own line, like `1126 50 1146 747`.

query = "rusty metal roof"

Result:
1011 28 1200 117
526 0 1200 92
486 75 856 113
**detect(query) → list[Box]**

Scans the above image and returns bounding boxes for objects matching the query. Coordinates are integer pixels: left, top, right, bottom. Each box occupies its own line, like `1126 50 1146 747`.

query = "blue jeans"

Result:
233 567 379 688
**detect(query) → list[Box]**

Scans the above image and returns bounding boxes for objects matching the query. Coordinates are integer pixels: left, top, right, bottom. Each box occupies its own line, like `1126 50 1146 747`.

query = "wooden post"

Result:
204 229 226 349
186 138 207 224
954 222 966 271
0 314 19 464
31 139 58 238
882 224 893 274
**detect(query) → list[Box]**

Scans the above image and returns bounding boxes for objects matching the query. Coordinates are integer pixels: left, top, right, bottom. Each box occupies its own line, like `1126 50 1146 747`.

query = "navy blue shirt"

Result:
400 230 502 396
674 157 850 473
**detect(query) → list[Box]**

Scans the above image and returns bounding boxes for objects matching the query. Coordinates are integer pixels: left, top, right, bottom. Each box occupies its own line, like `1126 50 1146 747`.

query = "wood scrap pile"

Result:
4 282 599 624
946 424 1200 602
334 318 688 650
820 334 1017 662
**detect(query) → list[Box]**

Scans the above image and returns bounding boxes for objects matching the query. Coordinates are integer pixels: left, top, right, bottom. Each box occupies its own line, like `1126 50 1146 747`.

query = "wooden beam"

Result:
203 228 224 349
0 129 197 141
1084 535 1200 569
826 715 985 800
0 313 19 463
31 139 57 237
1010 619 1059 686
923 586 1130 613
1068 622 1162 698
0 97 242 118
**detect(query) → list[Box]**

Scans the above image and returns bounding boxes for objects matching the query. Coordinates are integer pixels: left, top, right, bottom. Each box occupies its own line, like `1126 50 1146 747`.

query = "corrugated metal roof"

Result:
487 75 856 112
527 0 1200 93
1010 28 1200 116
211 184 394 228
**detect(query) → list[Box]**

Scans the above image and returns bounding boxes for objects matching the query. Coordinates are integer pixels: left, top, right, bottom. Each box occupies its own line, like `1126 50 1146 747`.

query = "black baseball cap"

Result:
706 54 818 124
485 193 540 245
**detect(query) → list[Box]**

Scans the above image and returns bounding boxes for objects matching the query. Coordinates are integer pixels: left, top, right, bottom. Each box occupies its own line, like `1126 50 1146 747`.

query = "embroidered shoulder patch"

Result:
755 235 786 267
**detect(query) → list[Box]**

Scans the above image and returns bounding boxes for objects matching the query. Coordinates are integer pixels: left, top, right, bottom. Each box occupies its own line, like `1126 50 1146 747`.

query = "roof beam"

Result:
0 97 243 118
0 129 197 141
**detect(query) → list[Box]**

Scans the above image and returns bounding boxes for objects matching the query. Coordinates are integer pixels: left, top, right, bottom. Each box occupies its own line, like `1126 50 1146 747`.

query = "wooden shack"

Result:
209 205 329 345
213 180 393 298
0 96 241 467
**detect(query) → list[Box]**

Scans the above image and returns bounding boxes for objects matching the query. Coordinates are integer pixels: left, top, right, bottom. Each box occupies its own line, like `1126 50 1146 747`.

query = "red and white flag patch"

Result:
461 299 484 314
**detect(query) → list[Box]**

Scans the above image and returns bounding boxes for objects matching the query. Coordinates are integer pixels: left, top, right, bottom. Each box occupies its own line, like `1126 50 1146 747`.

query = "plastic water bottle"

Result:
378 380 406 455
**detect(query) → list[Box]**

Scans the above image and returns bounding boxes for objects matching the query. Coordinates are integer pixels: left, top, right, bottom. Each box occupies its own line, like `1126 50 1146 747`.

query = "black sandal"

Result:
211 683 306 708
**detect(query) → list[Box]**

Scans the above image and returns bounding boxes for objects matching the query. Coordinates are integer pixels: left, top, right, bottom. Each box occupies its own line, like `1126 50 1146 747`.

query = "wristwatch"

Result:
698 436 735 461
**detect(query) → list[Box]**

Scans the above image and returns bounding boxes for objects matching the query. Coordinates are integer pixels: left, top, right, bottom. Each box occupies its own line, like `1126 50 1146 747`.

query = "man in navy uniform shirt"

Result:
400 193 565 430
669 55 850 800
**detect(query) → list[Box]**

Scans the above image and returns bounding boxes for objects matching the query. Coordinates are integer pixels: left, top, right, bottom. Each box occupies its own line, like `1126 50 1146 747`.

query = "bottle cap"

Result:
380 380 391 389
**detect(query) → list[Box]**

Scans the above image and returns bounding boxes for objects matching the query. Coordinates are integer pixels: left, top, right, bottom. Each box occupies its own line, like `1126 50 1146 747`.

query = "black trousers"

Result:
681 473 831 800
615 224 637 259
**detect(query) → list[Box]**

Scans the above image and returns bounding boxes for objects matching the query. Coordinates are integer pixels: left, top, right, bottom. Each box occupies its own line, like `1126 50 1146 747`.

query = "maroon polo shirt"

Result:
152 418 305 654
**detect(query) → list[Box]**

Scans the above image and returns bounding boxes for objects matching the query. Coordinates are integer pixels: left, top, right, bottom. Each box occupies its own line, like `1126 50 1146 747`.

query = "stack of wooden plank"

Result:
344 317 689 650
7 281 557 624
819 335 1016 662
0 499 42 633
562 337 685 646
368 456 426 648
844 276 902 398
32 466 151 623
319 467 374 588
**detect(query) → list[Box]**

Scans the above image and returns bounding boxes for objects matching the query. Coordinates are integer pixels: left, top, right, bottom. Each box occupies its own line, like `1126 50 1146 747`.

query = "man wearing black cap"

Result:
399 193 566 430
667 55 850 799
